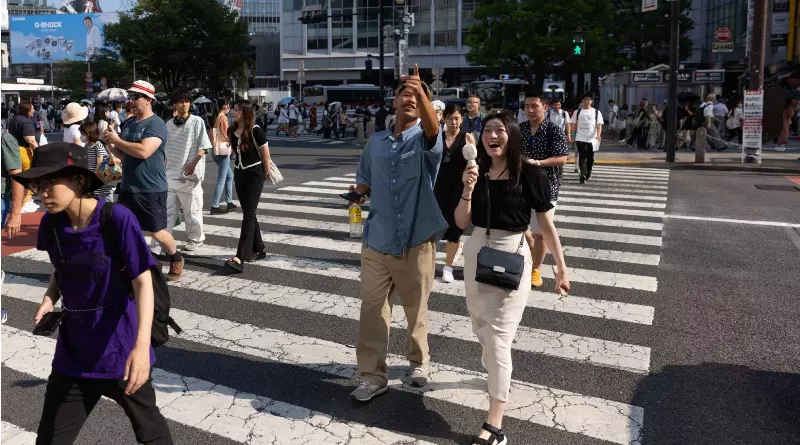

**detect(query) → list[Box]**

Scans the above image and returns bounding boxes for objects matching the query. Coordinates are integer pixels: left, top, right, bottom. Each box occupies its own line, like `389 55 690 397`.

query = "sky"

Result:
100 0 126 12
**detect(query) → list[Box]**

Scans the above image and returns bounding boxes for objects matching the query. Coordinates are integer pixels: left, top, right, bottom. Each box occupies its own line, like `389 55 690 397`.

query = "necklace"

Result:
490 166 508 180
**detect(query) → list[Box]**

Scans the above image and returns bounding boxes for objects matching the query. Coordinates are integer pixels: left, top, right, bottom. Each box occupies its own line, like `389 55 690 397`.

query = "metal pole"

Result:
749 0 768 89
50 62 55 101
133 60 137 80
378 0 385 97
665 0 680 162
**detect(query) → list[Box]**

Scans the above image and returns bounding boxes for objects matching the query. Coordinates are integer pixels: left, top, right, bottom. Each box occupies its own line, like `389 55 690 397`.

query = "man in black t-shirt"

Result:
519 95 569 288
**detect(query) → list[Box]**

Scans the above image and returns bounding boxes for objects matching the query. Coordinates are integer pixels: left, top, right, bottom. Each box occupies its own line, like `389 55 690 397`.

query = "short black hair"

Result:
608 99 615 103
217 98 228 109
550 98 562 104
171 88 192 104
582 93 593 100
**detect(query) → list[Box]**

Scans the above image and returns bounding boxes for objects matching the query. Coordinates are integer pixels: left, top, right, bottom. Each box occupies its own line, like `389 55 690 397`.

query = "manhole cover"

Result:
754 184 800 192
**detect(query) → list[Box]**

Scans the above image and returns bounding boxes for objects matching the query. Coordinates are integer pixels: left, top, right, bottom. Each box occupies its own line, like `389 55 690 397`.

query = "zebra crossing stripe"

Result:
557 190 667 202
557 196 666 209
557 204 664 218
1 421 36 445
6 253 652 372
582 166 670 174
204 208 665 244
0 326 434 445
279 184 670 198
2 280 645 445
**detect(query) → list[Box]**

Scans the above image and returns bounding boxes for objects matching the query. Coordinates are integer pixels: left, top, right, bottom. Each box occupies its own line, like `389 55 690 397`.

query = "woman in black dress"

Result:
434 103 476 284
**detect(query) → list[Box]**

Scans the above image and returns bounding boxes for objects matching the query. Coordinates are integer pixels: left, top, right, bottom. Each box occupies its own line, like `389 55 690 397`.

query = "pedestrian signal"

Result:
572 32 585 56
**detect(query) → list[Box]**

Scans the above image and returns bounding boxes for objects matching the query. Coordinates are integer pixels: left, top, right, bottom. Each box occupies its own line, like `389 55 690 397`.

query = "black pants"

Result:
576 141 595 179
234 166 266 260
36 371 172 445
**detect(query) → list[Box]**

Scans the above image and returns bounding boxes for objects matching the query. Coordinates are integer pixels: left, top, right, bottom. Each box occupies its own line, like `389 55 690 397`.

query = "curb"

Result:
567 160 800 173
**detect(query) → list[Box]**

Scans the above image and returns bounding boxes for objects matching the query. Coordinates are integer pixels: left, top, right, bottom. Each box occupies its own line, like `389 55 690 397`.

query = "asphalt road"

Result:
2 138 799 445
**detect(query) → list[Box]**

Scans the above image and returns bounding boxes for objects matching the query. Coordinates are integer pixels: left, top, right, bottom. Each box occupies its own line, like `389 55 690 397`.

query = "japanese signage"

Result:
742 89 763 153
642 0 658 12
662 69 694 83
713 27 734 52
693 70 725 84
631 71 662 83
772 0 790 47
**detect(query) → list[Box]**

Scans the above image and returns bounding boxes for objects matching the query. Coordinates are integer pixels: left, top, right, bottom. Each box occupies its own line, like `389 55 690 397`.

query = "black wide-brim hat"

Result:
12 142 105 192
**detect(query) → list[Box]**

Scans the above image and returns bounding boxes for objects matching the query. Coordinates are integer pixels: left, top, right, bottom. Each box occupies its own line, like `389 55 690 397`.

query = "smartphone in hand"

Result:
33 311 64 337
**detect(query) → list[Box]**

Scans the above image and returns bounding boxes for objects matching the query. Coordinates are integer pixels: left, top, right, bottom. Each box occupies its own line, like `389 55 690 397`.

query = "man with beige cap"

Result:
103 80 184 281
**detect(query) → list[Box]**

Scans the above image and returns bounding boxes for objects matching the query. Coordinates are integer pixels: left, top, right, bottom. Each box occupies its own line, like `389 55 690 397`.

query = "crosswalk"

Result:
1 165 671 444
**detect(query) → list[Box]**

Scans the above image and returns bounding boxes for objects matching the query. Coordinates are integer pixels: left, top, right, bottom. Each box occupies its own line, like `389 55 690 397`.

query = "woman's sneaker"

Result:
209 207 226 215
226 202 238 212
441 266 455 283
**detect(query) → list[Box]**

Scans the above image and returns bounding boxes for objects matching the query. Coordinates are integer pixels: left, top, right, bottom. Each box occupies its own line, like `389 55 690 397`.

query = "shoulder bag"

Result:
251 125 284 185
474 174 526 290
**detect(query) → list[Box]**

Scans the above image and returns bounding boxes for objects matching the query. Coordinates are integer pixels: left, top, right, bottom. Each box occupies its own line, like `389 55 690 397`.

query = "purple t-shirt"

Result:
37 199 157 379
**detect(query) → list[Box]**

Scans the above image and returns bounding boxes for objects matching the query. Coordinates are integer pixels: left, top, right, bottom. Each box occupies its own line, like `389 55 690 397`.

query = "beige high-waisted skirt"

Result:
463 226 532 402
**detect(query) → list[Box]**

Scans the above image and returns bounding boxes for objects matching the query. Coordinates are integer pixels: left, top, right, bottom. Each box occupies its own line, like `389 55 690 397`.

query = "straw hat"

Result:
128 80 156 100
61 102 89 125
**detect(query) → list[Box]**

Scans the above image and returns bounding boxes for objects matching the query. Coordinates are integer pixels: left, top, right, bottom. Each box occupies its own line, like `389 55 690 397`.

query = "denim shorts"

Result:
116 191 167 233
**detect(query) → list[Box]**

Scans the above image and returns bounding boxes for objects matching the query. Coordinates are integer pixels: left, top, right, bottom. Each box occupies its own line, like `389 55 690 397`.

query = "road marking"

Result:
579 166 670 175
563 172 670 181
558 228 662 246
558 190 668 201
557 197 666 209
1 421 36 445
560 185 668 196
0 326 434 445
2 283 644 445
558 204 664 218
664 214 800 228
560 178 669 188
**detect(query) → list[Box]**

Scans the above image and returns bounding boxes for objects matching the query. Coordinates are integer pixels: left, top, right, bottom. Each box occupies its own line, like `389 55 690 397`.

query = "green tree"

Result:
54 49 132 100
610 0 694 70
103 0 250 93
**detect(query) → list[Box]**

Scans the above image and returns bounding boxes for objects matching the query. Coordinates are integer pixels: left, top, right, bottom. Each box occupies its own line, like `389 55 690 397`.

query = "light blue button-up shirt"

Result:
356 122 447 256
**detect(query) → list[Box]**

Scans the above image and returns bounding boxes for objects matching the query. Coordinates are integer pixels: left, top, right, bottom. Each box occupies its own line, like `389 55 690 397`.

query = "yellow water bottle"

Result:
349 203 363 238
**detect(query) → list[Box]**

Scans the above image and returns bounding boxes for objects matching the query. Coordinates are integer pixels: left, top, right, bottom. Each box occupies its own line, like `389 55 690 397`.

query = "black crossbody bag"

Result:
474 173 526 290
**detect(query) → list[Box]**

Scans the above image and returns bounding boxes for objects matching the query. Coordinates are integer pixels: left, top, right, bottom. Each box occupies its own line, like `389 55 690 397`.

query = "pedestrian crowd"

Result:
3 68 582 445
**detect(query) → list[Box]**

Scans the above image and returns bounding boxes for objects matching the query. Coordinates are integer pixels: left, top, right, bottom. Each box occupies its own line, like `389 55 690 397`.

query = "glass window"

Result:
461 0 477 45
357 0 380 50
331 4 354 50
307 22 329 51
433 0 457 47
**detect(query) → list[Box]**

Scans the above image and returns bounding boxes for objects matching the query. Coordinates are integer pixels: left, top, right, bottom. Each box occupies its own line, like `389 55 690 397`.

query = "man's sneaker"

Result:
1 308 7 324
350 381 388 402
409 365 430 387
531 269 543 287
441 266 455 283
226 202 238 212
167 256 184 281
183 240 203 252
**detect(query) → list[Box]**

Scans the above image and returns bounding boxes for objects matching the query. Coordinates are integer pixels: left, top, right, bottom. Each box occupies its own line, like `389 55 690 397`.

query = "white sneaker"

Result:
183 240 203 252
21 200 39 213
441 266 454 283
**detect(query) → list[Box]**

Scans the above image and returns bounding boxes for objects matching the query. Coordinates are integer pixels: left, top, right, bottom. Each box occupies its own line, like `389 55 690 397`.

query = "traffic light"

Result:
364 59 373 75
572 32 585 56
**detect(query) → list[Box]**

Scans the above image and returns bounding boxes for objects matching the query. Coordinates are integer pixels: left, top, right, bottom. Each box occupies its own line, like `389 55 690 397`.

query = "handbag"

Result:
474 173 526 290
212 127 232 156
251 125 284 185
94 142 122 186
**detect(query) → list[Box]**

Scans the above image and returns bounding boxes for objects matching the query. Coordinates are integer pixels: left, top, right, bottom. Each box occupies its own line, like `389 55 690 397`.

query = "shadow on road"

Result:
633 362 800 445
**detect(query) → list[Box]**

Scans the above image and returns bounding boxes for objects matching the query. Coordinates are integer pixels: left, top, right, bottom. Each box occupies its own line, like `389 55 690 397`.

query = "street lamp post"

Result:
665 0 680 162
133 59 138 81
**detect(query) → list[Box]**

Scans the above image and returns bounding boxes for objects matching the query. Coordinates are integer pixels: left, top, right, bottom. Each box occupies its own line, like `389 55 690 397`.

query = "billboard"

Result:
9 13 120 64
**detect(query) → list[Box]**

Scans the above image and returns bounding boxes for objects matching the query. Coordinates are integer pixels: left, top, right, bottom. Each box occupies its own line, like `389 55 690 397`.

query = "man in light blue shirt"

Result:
350 65 446 402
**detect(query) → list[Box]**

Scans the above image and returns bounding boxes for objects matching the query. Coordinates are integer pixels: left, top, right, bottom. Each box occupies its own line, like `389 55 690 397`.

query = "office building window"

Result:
461 0 477 45
307 22 329 51
357 0 380 50
331 0 354 50
406 0 430 48
433 0 457 47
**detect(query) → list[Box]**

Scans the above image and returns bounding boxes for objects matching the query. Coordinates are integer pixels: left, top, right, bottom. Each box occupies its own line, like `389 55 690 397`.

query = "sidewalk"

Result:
580 142 800 173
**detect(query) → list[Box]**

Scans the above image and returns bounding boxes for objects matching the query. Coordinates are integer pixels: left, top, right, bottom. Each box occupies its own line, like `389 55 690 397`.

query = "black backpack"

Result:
693 103 711 129
99 203 181 347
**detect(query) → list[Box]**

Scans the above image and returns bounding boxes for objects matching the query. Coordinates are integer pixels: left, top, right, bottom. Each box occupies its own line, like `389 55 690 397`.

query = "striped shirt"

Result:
85 141 115 196
164 114 211 181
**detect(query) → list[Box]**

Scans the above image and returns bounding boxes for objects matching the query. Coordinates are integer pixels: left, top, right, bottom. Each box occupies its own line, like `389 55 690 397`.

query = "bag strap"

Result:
484 173 491 240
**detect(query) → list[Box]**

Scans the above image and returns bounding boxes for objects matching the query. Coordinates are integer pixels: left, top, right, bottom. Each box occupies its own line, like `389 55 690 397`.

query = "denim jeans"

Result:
211 154 233 208
1 196 9 228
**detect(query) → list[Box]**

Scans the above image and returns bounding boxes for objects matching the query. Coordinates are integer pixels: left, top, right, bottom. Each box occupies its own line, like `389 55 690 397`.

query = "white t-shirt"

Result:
546 108 570 132
608 104 619 123
699 102 715 119
570 107 604 143
288 105 297 120
164 114 212 181
64 124 83 146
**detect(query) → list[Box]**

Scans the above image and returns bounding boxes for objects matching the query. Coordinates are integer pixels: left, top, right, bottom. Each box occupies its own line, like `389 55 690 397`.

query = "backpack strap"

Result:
99 202 131 293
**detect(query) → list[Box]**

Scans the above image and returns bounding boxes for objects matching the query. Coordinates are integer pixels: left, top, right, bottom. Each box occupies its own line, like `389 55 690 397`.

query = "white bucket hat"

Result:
431 100 445 112
61 102 89 125
127 80 156 100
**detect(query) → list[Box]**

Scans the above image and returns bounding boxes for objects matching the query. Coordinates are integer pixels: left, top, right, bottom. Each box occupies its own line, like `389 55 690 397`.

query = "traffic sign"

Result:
642 0 657 12
631 71 662 83
693 69 725 83
713 27 734 52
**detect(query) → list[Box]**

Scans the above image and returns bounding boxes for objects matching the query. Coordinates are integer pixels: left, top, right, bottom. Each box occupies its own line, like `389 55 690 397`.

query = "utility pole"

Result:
665 0 680 162
749 0 768 90
378 0 385 96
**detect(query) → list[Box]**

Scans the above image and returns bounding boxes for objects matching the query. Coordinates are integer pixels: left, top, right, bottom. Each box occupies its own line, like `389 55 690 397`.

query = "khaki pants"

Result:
20 145 33 202
356 240 435 386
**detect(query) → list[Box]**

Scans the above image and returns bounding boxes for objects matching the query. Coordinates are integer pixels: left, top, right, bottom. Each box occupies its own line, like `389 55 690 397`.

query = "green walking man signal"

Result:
573 32 585 56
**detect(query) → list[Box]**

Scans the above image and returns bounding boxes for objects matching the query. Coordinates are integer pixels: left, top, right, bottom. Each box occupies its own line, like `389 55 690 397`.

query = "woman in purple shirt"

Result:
12 142 173 444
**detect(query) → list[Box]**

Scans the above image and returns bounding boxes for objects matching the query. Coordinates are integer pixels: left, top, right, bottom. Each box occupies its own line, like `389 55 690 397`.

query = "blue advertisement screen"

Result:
9 13 120 64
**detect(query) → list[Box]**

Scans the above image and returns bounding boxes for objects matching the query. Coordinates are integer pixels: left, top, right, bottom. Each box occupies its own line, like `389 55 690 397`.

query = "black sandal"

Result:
469 423 506 445
224 257 244 273
244 251 267 262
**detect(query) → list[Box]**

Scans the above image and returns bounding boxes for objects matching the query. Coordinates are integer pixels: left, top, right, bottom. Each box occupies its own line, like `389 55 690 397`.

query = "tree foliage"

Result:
465 0 693 93
103 0 250 93
54 49 131 100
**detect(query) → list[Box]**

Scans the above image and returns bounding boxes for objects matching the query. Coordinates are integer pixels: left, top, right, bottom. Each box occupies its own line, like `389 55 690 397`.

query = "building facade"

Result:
280 0 482 88
239 0 282 88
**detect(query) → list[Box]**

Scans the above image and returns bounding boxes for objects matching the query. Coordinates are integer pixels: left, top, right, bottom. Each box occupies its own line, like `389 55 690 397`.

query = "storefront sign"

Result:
642 0 657 12
771 0 790 47
713 27 734 52
631 71 662 83
693 70 725 83
662 69 694 83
